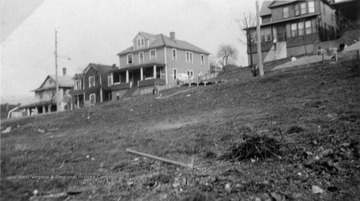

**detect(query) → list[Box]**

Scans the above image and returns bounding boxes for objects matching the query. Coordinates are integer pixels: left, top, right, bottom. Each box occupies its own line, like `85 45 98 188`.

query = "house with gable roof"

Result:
70 63 118 108
109 31 210 99
246 0 338 65
18 68 73 116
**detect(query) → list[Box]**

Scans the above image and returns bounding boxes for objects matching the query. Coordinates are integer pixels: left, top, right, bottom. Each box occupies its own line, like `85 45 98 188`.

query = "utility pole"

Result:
256 0 264 76
55 29 60 112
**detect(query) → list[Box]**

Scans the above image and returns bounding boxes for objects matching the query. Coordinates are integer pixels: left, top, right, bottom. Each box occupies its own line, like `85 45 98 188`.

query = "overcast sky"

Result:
1 0 262 104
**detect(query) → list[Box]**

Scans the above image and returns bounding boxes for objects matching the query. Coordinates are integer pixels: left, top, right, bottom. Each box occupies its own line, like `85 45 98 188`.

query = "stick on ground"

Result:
126 148 194 169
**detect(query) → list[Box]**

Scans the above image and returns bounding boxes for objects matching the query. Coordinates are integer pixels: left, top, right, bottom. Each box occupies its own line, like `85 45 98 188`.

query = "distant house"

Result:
70 63 118 108
246 0 338 64
109 31 210 99
18 68 73 116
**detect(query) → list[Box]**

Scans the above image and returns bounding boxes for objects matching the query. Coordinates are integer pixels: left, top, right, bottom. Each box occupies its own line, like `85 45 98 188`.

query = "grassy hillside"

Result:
1 59 360 201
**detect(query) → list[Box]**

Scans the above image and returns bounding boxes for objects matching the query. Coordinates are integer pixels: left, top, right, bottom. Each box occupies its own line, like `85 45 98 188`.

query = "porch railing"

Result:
111 82 131 90
138 78 166 87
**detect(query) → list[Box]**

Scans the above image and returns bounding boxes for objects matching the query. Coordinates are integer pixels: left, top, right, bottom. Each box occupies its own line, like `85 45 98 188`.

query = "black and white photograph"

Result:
1 0 360 200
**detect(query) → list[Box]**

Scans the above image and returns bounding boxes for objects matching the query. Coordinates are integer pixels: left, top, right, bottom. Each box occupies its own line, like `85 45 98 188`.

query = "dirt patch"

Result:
1 59 360 201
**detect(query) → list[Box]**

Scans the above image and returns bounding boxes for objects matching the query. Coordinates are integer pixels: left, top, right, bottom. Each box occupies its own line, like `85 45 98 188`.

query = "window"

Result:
139 51 144 63
186 70 194 78
295 4 300 16
75 79 82 90
141 39 144 47
298 22 304 36
173 68 177 79
113 74 120 83
291 23 298 37
89 76 95 88
300 2 307 14
150 49 156 60
172 49 177 60
107 75 112 87
127 54 133 64
308 1 315 13
305 20 312 34
90 93 96 104
186 51 193 63
200 54 205 65
283 7 289 18
137 39 140 49
261 29 271 41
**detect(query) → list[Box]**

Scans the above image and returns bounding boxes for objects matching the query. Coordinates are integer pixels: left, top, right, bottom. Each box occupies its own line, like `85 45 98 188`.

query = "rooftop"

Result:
118 32 209 55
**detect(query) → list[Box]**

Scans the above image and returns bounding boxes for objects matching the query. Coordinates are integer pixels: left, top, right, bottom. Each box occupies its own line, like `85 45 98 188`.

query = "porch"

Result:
110 63 166 88
19 101 57 116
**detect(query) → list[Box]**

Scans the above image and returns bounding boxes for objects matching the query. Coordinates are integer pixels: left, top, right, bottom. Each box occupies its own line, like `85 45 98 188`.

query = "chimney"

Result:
112 64 116 68
170 32 175 40
62 67 67 76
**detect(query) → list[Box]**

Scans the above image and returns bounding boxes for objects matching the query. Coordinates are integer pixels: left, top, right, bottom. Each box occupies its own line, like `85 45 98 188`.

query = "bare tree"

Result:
217 44 238 67
236 12 257 75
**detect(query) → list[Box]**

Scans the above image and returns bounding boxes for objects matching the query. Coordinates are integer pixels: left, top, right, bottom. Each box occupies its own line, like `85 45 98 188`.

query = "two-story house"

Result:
70 63 118 108
19 68 73 116
109 31 210 99
246 0 338 65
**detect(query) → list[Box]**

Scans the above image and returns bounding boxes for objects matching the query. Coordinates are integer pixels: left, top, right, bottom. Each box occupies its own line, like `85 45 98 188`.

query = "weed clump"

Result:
219 135 282 161
287 126 304 134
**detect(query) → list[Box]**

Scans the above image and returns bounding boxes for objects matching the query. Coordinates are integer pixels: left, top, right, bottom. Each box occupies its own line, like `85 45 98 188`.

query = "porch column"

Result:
140 67 143 80
100 88 103 103
77 95 80 108
126 70 129 83
35 107 39 115
153 65 156 78
43 106 46 113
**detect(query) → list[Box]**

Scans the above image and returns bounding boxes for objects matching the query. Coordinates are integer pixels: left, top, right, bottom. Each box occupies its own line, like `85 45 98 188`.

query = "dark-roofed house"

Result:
109 31 210 99
19 68 73 116
246 0 338 65
70 63 118 108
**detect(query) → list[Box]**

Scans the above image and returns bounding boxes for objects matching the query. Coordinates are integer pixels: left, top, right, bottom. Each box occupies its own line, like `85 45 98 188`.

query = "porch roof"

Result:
19 101 54 109
112 62 166 73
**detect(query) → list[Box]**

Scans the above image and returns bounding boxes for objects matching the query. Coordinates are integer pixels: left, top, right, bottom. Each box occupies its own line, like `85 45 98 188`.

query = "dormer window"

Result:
136 37 146 49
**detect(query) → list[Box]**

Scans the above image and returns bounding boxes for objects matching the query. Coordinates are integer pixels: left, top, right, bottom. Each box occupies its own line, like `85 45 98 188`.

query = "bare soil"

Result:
1 59 360 201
